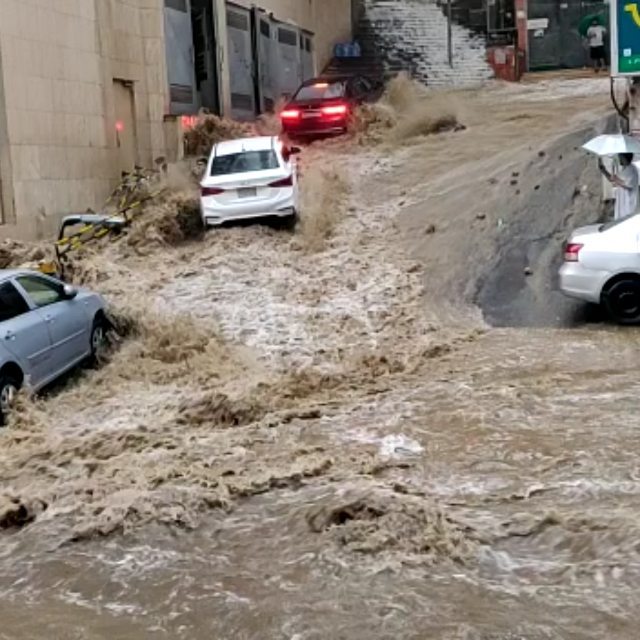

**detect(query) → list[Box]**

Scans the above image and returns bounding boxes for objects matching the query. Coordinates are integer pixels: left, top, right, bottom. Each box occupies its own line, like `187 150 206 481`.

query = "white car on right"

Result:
559 213 640 324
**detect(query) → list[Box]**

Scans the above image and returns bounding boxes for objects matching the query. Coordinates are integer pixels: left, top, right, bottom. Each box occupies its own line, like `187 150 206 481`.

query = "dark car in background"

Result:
280 75 380 139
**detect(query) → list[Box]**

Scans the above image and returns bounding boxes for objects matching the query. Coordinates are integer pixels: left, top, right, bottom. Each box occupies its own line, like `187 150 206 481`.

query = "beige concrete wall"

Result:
216 0 352 115
0 0 170 240
0 0 351 239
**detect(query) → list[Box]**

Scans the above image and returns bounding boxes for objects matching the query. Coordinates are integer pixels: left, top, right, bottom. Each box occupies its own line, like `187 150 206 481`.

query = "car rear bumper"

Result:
201 190 296 227
558 262 607 303
282 119 347 137
201 204 296 227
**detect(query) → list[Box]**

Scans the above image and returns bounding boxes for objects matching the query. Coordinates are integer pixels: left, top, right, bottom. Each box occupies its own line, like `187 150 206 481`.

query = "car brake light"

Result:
564 243 583 262
269 176 293 188
201 186 225 196
322 104 348 116
281 109 301 120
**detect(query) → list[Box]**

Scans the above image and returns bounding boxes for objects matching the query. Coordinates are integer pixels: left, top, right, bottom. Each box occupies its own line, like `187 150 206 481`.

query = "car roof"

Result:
0 269 37 282
214 136 281 157
300 76 351 87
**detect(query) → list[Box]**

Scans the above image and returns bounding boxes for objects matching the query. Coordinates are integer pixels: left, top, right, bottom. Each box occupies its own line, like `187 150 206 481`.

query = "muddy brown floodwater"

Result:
2 77 640 639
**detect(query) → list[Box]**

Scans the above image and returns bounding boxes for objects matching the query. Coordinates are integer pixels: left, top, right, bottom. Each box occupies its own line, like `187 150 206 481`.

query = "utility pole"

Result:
612 0 640 134
447 0 453 67
628 78 640 137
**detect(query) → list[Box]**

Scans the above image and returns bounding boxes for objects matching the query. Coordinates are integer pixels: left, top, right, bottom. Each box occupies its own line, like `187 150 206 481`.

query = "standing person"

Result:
586 19 607 72
599 153 639 220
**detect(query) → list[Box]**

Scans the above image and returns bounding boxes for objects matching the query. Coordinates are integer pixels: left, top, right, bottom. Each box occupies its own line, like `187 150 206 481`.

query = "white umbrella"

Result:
582 134 640 157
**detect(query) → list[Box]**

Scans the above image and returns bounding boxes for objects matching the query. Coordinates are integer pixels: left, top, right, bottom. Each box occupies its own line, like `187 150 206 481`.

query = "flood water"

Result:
2 81 637 639
3 328 640 639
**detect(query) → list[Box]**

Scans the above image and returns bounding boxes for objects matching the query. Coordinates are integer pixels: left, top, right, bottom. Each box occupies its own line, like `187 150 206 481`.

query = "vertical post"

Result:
447 0 453 67
629 78 640 137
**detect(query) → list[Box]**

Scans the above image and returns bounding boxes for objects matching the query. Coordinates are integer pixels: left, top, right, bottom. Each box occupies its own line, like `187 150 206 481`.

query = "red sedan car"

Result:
280 75 378 139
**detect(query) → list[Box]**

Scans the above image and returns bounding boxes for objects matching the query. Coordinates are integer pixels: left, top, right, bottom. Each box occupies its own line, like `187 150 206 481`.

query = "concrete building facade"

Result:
0 0 352 240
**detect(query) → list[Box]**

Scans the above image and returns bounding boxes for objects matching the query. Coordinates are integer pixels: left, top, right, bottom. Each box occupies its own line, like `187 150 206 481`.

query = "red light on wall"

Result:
115 120 124 132
181 115 198 129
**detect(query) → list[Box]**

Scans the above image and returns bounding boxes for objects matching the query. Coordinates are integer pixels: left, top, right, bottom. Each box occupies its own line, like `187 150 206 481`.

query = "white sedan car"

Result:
559 213 640 324
200 136 299 227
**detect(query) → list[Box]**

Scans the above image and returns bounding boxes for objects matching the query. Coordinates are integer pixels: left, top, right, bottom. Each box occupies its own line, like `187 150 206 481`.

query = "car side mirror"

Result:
63 284 78 299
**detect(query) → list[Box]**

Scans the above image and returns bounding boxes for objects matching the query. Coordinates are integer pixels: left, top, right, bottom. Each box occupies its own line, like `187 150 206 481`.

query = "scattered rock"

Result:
476 213 486 220
524 267 533 276
534 185 540 191
0 495 47 530
425 224 437 235
538 150 546 157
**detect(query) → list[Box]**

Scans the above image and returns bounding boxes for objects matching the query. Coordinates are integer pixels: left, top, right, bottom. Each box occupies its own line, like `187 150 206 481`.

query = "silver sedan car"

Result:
0 269 109 425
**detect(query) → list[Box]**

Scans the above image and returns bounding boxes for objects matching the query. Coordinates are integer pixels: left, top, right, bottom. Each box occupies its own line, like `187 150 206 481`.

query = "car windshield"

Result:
294 82 346 101
599 213 640 232
210 150 279 176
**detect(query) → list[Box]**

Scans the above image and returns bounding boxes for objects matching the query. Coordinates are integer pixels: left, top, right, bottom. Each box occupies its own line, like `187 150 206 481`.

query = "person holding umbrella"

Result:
598 154 639 220
583 134 640 220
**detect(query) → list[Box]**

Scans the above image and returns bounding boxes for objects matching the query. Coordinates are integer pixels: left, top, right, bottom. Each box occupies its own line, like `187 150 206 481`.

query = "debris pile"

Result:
0 239 49 269
126 190 203 250
306 488 477 562
184 114 253 157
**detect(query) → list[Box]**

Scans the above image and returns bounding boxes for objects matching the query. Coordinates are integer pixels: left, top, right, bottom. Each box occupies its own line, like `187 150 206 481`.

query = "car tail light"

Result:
281 109 301 120
564 243 583 262
269 175 293 188
322 104 348 117
201 186 225 196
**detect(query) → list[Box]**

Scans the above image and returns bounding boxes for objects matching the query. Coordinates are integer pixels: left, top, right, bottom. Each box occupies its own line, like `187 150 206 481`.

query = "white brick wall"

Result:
362 0 493 87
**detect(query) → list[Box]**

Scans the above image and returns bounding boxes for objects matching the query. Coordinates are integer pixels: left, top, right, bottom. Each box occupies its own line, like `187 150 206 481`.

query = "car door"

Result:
14 275 90 372
0 279 53 387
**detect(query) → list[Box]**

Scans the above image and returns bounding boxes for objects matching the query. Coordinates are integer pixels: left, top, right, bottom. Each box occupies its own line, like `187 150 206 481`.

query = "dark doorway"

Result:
191 0 221 113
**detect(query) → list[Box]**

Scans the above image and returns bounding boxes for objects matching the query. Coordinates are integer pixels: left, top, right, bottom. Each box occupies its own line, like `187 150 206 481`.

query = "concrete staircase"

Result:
355 0 494 87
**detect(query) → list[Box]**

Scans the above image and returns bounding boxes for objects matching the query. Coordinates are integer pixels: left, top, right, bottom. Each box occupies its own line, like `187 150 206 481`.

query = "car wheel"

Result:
273 211 297 231
0 375 19 427
603 276 640 324
89 316 109 362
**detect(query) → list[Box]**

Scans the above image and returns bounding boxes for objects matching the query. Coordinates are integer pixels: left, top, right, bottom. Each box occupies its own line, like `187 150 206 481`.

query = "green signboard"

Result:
613 0 640 74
